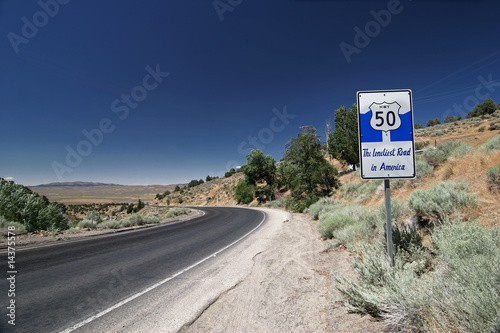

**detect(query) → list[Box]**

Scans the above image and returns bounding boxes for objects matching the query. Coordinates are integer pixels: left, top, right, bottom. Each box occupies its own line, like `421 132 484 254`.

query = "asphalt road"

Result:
0 207 265 333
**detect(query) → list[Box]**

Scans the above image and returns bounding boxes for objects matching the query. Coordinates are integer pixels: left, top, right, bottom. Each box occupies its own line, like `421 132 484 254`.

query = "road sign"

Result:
357 89 416 180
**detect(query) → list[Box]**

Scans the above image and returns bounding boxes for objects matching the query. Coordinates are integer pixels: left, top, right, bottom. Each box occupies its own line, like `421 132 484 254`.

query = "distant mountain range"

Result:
33 181 123 187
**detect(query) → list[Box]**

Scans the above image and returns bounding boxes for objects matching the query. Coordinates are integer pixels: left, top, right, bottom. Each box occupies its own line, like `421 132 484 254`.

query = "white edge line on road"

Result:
59 209 266 333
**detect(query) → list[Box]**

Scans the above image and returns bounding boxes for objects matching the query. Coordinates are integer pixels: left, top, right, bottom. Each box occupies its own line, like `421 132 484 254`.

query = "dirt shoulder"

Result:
182 208 384 333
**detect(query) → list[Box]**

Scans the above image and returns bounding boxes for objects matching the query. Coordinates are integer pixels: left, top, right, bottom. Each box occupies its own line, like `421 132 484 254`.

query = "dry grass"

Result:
336 128 500 229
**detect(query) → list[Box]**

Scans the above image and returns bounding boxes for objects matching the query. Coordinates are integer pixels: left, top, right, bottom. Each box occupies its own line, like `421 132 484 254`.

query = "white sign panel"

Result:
357 89 416 179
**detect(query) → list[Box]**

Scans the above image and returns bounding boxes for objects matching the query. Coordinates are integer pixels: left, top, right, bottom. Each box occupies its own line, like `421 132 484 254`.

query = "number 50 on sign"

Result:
357 90 416 180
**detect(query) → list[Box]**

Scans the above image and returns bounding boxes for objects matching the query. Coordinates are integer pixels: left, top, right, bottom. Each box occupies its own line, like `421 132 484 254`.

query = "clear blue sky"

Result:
1 0 499 186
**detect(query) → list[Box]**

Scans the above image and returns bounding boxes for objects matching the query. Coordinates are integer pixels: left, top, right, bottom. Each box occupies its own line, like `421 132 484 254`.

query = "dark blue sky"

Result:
1 0 499 185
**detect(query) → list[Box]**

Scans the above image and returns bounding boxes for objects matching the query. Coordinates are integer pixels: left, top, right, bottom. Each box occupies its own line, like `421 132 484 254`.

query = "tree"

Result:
467 98 497 118
278 126 339 212
133 199 145 212
206 175 218 182
426 118 441 127
241 149 276 186
414 123 423 129
174 185 180 192
482 98 497 115
445 116 458 123
240 149 277 203
234 179 255 204
328 104 359 169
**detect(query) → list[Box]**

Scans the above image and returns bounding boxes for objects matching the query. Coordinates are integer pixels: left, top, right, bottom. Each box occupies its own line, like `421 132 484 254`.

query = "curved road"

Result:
0 207 265 333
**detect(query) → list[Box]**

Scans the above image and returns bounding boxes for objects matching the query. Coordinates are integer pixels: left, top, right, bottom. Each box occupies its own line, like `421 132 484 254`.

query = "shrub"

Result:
378 198 409 222
481 134 500 152
128 213 146 226
264 199 286 209
165 207 190 218
0 217 26 235
98 220 121 229
143 216 160 223
317 212 357 239
317 204 377 243
407 181 478 222
486 164 500 191
390 223 423 255
343 181 363 199
414 141 429 150
77 219 94 229
479 126 486 132
416 159 434 177
307 197 342 220
119 218 132 228
234 179 255 204
428 221 500 333
422 148 447 168
335 220 499 332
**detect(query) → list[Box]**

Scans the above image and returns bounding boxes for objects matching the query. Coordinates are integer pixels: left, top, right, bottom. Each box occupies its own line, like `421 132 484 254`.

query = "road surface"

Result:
0 207 265 333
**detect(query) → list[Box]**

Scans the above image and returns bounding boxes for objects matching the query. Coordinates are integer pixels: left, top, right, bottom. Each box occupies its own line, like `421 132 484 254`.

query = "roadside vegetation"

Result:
0 178 69 232
306 128 500 332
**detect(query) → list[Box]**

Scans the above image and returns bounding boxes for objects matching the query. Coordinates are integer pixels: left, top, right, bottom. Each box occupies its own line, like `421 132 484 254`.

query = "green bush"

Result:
414 141 429 150
307 197 342 220
98 220 121 229
119 217 132 228
390 223 423 255
317 204 377 243
317 212 357 240
481 134 500 152
264 199 286 209
416 159 434 177
378 198 409 222
343 181 363 199
0 216 26 235
234 179 255 204
165 207 190 218
438 140 472 158
128 213 146 226
335 220 499 332
427 222 500 332
77 219 94 229
479 126 486 132
407 181 478 222
143 216 160 223
422 148 447 168
486 164 500 191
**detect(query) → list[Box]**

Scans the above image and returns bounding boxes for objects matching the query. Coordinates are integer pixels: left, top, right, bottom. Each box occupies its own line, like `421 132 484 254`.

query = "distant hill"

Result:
34 181 123 187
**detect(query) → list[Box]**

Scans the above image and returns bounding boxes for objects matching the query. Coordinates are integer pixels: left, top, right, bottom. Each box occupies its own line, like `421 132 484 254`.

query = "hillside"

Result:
152 173 245 207
335 114 500 228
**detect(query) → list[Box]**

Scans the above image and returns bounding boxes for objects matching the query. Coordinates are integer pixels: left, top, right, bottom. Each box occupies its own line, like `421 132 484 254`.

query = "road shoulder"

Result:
181 208 385 333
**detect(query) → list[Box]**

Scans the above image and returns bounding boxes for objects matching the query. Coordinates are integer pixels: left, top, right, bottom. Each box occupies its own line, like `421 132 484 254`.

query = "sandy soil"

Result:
181 208 385 333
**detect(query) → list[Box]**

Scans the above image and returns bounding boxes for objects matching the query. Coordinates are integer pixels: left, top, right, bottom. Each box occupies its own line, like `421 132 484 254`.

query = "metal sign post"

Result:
357 89 416 266
384 180 394 266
